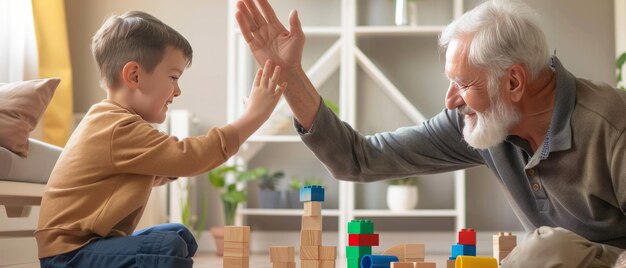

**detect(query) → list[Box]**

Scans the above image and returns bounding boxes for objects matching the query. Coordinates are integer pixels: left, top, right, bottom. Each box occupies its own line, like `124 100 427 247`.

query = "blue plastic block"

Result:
360 255 399 268
300 185 325 202
451 243 477 258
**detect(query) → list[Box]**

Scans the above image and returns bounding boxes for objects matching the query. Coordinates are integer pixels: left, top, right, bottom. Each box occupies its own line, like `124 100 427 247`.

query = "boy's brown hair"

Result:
91 11 193 89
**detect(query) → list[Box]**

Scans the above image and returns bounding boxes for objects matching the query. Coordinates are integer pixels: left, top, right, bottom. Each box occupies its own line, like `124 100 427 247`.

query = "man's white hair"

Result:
439 0 550 81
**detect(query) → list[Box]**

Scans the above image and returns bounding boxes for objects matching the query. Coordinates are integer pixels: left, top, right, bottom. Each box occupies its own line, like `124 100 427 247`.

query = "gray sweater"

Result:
295 57 626 249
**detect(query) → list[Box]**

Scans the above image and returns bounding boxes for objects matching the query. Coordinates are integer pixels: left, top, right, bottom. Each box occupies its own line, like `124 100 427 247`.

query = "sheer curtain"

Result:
0 0 39 83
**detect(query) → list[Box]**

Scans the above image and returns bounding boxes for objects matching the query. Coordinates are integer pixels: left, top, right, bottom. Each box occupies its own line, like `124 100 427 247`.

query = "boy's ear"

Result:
121 61 140 89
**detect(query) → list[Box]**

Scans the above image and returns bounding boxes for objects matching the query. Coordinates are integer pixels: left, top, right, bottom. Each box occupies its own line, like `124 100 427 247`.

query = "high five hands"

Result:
235 0 305 72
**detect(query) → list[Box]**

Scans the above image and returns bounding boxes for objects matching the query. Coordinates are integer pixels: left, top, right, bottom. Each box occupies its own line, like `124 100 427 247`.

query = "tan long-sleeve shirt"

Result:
35 100 239 258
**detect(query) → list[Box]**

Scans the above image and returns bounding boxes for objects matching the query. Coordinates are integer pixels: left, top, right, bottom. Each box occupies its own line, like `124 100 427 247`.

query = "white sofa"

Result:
0 139 62 267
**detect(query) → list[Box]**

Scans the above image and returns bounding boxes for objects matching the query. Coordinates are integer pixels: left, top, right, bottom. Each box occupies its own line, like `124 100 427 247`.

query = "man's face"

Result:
444 38 520 149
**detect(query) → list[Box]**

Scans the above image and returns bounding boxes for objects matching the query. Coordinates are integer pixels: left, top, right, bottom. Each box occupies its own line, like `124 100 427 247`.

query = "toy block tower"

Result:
493 232 516 265
447 228 476 268
270 246 296 268
299 185 337 268
346 219 378 268
223 226 250 268
383 243 425 262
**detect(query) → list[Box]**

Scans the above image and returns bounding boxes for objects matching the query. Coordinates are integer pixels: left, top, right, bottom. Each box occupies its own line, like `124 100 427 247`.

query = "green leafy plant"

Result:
323 98 339 116
388 177 418 186
207 165 265 226
617 52 626 91
289 176 326 191
257 168 285 191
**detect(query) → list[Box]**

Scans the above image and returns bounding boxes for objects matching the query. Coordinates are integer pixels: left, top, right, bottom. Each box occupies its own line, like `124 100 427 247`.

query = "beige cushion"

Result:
0 78 60 157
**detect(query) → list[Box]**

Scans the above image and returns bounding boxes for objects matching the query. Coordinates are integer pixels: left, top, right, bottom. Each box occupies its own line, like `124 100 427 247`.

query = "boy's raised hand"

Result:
246 60 287 120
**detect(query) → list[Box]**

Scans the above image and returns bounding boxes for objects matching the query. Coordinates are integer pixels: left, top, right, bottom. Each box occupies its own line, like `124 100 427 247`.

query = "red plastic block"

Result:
458 228 476 245
348 234 379 246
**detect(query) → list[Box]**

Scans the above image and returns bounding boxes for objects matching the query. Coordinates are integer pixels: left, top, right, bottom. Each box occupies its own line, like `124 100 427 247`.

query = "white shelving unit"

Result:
227 0 466 255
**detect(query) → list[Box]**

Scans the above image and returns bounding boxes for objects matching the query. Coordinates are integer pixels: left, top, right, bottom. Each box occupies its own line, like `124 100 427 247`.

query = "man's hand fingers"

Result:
288 10 303 36
236 1 257 30
243 0 268 29
256 0 281 25
235 11 255 43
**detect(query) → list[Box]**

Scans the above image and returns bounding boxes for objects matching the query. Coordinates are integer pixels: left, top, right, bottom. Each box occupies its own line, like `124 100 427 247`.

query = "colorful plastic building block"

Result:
455 256 497 268
451 244 477 258
348 234 379 246
348 220 374 234
360 255 400 268
346 246 372 258
300 185 325 202
458 228 476 245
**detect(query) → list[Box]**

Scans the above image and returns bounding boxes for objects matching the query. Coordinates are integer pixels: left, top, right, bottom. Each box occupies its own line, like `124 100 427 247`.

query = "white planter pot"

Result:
386 185 418 211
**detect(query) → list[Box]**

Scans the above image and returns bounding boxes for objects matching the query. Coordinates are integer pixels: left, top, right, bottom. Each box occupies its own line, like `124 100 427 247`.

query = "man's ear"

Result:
507 64 526 103
121 61 140 89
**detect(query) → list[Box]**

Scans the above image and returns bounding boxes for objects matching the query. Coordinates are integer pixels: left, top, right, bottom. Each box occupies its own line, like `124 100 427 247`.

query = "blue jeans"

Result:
40 223 197 268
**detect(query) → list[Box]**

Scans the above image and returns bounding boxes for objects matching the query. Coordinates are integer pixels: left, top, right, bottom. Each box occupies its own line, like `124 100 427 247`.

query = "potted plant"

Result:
617 52 626 91
287 176 325 209
386 177 419 211
207 165 263 256
256 168 285 208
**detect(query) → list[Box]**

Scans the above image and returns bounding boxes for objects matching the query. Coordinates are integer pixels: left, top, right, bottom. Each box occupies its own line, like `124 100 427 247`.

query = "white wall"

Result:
65 0 616 232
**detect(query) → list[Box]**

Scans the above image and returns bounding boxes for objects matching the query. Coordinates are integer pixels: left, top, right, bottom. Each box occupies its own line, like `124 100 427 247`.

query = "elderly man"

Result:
235 0 626 266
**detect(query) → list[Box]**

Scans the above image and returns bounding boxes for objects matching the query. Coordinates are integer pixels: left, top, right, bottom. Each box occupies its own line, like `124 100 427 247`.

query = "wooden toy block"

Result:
346 246 372 258
390 262 415 268
223 241 249 258
458 228 476 245
446 259 456 268
348 234 379 246
320 260 336 268
304 201 322 216
455 256 497 268
302 215 323 230
415 262 436 268
493 250 512 265
493 232 516 252
319 246 337 260
223 256 249 268
300 185 325 202
272 263 296 268
451 244 476 258
383 244 425 261
347 219 374 234
300 230 322 246
269 246 295 263
300 245 320 260
301 260 321 268
224 226 250 242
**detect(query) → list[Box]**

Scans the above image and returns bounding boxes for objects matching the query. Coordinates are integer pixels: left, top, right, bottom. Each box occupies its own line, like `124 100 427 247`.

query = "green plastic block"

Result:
347 257 361 268
348 219 374 234
346 246 372 258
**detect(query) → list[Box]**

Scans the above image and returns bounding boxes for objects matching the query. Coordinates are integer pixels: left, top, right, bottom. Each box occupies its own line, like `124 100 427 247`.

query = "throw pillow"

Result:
0 78 60 157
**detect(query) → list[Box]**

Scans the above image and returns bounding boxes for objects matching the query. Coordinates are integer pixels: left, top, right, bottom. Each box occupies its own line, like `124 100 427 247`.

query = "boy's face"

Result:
133 46 187 123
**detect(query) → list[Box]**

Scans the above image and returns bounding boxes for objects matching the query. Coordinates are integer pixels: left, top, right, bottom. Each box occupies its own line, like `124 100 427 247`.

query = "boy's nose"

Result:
174 86 181 97
445 83 465 110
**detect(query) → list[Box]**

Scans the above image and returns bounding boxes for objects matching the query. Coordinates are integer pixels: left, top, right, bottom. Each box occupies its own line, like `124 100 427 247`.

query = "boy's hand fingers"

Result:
261 60 272 87
253 68 262 87
270 65 281 87
276 82 287 95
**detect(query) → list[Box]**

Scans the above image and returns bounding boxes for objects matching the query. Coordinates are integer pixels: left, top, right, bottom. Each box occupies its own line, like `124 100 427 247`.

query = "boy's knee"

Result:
158 231 191 258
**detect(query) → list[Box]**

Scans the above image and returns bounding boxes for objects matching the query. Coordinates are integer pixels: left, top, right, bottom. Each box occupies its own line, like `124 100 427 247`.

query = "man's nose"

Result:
445 83 465 110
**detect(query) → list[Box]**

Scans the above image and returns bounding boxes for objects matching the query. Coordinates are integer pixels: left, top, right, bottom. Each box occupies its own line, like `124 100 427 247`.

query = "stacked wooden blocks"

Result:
270 246 295 268
346 219 377 268
299 186 336 268
493 232 516 265
384 243 435 267
223 226 250 268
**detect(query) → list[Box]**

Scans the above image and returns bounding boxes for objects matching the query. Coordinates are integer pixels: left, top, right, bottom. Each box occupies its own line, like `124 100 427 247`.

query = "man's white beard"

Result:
461 92 520 149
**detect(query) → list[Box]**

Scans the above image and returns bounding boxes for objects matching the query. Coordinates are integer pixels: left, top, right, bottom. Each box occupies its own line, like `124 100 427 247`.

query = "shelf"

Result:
231 27 341 37
355 26 445 37
353 209 459 217
239 208 341 216
247 135 302 143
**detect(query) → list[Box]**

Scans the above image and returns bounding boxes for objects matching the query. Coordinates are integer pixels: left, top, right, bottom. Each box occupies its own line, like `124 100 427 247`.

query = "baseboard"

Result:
196 230 525 256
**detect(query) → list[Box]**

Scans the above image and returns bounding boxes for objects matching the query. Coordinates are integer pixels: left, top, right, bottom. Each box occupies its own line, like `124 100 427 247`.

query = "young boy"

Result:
36 11 286 267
